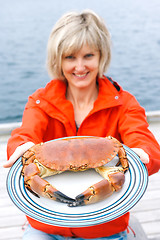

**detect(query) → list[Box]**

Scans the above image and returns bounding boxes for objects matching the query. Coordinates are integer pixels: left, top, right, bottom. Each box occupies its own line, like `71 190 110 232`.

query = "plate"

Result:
7 136 148 227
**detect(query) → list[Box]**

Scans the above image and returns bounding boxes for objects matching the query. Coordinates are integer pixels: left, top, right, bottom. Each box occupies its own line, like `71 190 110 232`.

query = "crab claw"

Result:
43 183 75 204
68 166 125 207
22 159 75 204
23 163 75 204
32 175 74 203
53 191 75 204
26 175 75 204
69 179 113 207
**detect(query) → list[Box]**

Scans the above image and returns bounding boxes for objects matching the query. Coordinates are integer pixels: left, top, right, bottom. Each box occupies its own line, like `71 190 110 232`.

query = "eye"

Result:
65 55 75 60
85 53 94 58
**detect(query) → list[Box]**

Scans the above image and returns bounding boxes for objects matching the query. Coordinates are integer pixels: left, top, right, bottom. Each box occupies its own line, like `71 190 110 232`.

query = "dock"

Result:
0 111 160 240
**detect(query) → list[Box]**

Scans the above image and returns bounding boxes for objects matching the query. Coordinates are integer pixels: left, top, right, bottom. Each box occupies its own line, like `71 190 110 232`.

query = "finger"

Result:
3 142 35 168
3 155 18 168
132 148 149 164
3 148 22 168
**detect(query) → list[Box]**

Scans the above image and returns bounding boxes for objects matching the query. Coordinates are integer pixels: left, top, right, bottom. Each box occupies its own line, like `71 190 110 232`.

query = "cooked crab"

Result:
21 136 129 206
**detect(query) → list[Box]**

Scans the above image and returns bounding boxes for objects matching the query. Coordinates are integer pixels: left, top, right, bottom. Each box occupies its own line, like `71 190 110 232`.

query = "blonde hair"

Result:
47 10 111 79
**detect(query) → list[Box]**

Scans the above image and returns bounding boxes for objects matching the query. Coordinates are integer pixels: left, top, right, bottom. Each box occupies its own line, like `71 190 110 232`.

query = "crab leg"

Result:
22 162 75 204
107 136 129 171
69 166 125 207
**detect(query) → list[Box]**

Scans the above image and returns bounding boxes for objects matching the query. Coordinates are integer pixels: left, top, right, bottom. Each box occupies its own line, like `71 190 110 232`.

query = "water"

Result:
0 0 160 123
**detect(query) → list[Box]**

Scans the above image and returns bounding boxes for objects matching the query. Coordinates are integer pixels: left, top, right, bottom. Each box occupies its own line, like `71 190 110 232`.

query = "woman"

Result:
4 10 160 240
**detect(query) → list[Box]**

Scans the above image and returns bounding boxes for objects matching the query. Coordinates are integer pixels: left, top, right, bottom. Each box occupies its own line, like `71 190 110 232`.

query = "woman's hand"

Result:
3 142 35 168
131 148 149 164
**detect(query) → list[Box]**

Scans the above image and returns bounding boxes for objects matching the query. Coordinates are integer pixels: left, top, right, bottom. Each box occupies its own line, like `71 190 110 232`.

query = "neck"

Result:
66 83 99 110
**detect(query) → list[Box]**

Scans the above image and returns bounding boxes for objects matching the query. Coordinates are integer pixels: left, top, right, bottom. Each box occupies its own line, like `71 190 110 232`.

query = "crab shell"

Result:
26 136 121 172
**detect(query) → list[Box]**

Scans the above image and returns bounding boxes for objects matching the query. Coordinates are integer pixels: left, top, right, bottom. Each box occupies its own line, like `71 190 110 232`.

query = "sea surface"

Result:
0 0 160 123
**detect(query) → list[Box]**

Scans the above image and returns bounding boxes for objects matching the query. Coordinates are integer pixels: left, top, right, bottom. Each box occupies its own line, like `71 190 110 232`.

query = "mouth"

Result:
73 72 89 78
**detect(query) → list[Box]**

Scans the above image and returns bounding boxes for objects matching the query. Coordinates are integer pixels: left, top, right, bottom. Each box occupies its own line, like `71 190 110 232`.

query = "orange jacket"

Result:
7 76 160 237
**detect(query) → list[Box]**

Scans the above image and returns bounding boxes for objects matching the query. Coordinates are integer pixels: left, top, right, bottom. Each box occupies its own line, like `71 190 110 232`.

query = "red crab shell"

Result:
27 136 120 172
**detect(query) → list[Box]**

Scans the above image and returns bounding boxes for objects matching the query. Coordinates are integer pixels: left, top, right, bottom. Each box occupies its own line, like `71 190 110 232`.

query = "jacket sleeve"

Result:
7 95 49 160
118 92 160 176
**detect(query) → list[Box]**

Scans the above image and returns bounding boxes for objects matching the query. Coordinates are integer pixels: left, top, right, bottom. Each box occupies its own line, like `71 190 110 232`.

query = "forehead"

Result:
63 43 99 56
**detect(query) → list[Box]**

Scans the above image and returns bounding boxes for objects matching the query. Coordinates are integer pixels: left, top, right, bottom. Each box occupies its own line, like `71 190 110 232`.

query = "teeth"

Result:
75 73 87 77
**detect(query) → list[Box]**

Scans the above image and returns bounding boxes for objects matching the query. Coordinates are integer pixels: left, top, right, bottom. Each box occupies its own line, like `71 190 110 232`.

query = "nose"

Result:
75 59 86 72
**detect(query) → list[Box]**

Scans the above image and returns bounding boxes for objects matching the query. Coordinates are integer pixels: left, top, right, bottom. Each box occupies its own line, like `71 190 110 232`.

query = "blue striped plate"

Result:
7 136 148 227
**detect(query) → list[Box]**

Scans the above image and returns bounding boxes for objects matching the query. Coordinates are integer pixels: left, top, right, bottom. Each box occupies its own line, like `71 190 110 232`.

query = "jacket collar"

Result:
36 76 122 126
37 80 75 130
41 76 122 107
93 76 122 112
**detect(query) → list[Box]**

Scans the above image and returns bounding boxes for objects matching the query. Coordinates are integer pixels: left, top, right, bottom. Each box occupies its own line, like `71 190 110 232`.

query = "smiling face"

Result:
61 44 100 90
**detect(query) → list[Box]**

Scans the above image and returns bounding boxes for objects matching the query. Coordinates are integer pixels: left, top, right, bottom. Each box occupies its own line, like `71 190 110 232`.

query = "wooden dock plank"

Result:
0 226 23 240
